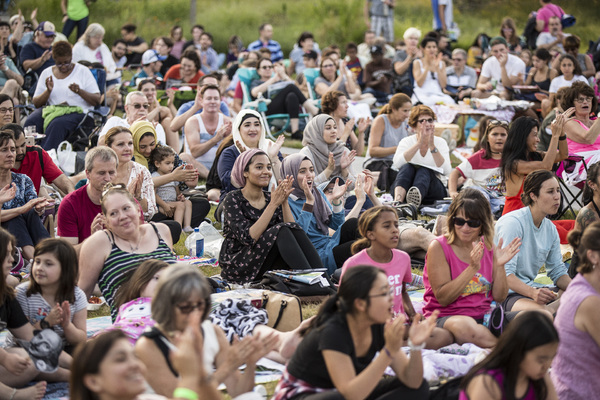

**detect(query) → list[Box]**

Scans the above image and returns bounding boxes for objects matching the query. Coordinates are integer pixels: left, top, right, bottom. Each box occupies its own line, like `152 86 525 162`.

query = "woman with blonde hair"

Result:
72 23 119 84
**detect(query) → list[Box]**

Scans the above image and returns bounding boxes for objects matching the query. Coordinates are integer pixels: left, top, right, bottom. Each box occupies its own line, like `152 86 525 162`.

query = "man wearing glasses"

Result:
98 91 167 145
20 21 55 77
445 48 477 100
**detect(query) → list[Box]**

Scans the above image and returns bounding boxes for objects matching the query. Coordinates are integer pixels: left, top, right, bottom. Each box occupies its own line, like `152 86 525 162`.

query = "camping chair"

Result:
237 67 310 140
553 155 589 219
303 68 321 104
69 68 111 150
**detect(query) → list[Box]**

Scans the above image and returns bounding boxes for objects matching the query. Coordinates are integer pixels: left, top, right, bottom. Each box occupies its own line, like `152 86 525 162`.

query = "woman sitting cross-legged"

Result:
273 265 436 400
391 105 451 207
219 148 323 284
495 170 572 319
423 188 521 348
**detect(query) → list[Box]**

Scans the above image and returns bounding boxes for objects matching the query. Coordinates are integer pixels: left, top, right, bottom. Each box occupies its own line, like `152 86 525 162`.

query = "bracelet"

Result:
173 388 199 400
382 347 394 359
407 338 426 351
331 199 342 206
8 388 16 400
558 135 567 141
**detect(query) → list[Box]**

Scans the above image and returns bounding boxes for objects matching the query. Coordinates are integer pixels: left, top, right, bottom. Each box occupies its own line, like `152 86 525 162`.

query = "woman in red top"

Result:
163 50 204 87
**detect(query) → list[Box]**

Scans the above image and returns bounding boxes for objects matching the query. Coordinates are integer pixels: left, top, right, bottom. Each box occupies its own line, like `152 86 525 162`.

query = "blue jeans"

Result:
62 16 89 40
390 163 447 204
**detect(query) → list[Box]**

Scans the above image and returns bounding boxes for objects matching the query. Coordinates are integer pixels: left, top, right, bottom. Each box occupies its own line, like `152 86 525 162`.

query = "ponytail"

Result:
377 104 391 116
351 237 371 255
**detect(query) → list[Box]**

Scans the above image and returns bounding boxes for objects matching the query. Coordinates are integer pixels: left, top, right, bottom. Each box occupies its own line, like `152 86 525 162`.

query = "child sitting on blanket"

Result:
341 205 453 349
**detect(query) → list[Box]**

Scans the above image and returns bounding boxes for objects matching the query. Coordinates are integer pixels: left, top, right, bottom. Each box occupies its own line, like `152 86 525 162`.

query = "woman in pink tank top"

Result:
562 81 600 157
552 221 600 399
460 311 559 400
423 188 521 348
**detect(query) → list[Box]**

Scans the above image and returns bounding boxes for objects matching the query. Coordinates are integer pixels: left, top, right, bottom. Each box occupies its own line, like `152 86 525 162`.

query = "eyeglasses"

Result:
56 60 72 67
418 118 435 124
176 301 205 314
130 103 150 109
0 107 14 114
488 120 509 128
452 58 464 62
453 217 482 228
322 64 336 69
101 183 127 198
260 65 273 70
575 96 593 104
369 288 394 298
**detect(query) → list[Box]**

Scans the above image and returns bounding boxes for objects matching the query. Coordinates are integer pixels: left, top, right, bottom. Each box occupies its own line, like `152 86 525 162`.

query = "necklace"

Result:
127 233 142 252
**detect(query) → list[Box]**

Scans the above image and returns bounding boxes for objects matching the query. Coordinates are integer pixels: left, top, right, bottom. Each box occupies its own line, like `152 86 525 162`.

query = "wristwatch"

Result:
40 318 51 329
430 147 439 154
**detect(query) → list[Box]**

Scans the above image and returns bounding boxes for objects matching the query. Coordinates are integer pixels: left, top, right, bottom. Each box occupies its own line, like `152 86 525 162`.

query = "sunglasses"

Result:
453 217 482 228
487 120 509 129
175 301 205 314
101 183 127 198
130 103 150 109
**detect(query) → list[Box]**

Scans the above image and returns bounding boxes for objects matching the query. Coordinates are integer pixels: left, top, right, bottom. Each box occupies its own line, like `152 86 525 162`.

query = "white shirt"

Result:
549 74 589 94
34 63 100 113
72 41 119 81
392 135 451 176
536 32 568 52
479 54 526 92
98 116 167 145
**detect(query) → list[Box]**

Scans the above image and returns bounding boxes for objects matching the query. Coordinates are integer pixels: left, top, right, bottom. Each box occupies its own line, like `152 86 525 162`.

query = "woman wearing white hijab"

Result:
217 109 284 202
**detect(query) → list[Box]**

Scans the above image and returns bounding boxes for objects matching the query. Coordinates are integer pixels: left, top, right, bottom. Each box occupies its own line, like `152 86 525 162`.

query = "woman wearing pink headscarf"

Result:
219 148 322 284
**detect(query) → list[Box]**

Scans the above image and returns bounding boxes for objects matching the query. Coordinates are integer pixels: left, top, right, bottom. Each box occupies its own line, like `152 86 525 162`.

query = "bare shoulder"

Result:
465 373 503 400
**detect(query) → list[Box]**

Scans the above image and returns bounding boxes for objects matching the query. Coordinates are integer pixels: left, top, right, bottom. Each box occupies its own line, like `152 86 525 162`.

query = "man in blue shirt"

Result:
247 24 283 62
20 21 55 77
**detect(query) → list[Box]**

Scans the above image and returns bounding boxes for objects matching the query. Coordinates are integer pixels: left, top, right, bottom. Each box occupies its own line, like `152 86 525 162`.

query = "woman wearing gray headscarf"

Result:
299 114 357 189
281 153 359 274
219 149 321 284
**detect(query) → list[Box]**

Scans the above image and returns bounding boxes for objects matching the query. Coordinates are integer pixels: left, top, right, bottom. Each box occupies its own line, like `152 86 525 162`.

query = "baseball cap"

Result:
370 45 383 55
142 49 167 65
36 21 56 37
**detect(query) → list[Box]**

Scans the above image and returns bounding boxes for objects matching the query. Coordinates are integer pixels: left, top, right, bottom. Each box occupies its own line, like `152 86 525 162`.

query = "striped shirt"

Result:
247 39 284 62
99 223 176 321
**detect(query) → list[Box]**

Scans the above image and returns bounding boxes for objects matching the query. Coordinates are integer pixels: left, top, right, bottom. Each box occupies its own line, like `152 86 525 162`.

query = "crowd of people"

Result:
0 0 598 399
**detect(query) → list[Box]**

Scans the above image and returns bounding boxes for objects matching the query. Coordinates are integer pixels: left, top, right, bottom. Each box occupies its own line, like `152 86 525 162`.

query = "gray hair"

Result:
452 48 467 59
403 27 422 41
85 147 118 172
151 264 212 332
83 23 105 48
125 91 145 105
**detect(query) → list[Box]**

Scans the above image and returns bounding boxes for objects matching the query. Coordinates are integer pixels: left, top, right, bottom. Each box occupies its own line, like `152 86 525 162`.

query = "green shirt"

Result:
67 0 89 21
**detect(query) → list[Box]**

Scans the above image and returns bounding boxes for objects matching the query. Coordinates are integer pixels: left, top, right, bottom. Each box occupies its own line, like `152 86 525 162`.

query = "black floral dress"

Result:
219 190 302 283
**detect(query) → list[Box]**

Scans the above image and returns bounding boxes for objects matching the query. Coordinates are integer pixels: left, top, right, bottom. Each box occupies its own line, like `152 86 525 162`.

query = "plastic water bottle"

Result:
482 301 496 328
189 228 204 258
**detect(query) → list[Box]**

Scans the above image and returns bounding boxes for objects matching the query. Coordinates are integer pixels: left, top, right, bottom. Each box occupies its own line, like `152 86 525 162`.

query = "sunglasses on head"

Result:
453 217 482 228
101 183 127 199
487 120 509 129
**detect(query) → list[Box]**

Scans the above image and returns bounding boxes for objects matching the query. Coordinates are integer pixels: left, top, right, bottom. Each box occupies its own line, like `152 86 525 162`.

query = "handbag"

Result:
259 269 336 298
261 291 302 332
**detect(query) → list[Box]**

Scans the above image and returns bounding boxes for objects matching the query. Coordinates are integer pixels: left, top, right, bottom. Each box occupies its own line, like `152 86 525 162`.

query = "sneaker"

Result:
183 226 194 233
291 130 303 140
406 186 422 208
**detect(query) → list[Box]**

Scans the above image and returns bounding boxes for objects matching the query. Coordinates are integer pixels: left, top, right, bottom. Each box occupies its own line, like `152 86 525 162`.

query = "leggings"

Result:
267 85 308 118
257 226 324 279
291 377 429 400
332 218 360 269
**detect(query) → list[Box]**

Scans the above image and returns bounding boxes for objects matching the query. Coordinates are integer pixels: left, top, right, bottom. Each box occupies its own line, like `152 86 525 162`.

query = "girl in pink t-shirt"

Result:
423 188 520 348
342 205 453 349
